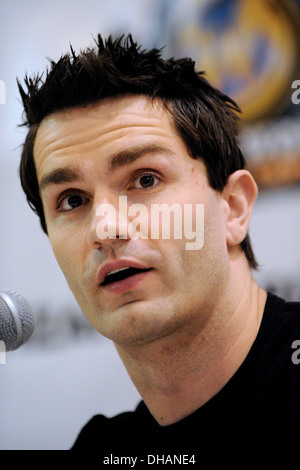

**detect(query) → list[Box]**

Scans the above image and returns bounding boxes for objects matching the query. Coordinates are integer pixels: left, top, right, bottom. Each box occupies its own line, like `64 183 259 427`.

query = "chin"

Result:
107 307 184 348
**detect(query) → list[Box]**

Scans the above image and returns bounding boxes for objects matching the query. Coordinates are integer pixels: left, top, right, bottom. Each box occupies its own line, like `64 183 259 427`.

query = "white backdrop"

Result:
0 0 299 450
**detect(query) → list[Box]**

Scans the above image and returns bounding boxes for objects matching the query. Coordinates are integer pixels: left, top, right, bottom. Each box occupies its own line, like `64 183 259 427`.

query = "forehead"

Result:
34 95 177 159
33 95 200 188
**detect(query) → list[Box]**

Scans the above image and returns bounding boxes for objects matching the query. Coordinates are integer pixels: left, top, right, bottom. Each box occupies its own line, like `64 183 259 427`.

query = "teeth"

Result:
107 267 131 277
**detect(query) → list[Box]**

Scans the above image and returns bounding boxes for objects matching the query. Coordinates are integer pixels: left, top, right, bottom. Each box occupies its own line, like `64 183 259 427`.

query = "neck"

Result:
115 266 267 426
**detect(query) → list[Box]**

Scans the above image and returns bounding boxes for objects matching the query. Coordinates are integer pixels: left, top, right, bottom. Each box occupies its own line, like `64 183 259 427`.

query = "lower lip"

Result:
101 269 152 294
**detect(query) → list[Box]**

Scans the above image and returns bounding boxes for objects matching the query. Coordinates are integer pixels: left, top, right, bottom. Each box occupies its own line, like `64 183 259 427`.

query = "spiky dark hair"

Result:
18 34 258 269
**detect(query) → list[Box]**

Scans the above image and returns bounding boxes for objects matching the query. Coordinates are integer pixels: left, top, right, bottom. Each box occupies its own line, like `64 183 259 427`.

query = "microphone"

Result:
0 290 36 351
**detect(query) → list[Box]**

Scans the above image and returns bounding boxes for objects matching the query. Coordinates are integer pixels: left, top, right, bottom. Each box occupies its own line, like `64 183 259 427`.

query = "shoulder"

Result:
255 292 300 450
259 292 300 345
70 401 150 452
254 292 300 372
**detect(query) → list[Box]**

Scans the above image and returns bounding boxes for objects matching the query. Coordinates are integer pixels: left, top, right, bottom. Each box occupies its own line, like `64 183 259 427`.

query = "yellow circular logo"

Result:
167 0 300 123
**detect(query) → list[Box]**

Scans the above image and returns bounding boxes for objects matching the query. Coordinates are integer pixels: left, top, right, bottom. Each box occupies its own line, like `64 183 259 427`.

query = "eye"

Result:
130 173 160 190
57 193 89 212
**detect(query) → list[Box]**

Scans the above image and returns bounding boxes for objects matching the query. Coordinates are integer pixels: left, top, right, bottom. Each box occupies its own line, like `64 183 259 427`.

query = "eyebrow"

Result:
108 144 172 172
39 144 172 192
39 167 81 192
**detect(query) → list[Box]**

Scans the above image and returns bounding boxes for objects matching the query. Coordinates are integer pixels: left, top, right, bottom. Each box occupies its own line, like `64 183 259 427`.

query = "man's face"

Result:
34 96 230 347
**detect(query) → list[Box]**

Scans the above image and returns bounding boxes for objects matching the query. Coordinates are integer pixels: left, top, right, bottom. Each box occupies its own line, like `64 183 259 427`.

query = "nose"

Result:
87 194 129 248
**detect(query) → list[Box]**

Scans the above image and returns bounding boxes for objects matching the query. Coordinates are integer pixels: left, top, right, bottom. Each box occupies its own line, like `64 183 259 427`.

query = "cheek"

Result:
156 238 195 297
205 202 228 254
48 229 80 282
180 194 228 277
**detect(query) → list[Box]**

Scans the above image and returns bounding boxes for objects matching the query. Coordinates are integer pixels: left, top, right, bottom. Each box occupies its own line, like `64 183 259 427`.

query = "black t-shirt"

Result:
71 293 300 464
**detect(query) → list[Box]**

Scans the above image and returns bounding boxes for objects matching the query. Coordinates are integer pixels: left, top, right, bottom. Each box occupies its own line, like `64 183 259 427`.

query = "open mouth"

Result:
101 267 152 286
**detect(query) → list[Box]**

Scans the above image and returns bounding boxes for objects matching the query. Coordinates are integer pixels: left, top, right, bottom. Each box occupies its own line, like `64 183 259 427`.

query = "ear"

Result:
222 170 258 247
